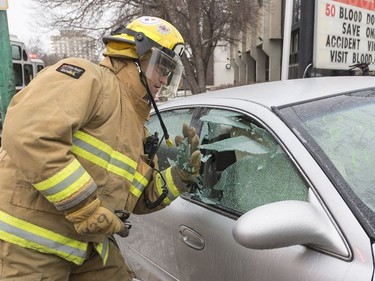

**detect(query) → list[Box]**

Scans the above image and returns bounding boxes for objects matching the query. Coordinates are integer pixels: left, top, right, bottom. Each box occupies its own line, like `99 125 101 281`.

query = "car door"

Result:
115 108 197 281
116 102 373 281
167 106 313 281
170 105 372 281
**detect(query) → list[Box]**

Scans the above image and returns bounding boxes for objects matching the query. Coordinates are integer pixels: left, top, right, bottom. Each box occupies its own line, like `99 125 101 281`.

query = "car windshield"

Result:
278 88 375 239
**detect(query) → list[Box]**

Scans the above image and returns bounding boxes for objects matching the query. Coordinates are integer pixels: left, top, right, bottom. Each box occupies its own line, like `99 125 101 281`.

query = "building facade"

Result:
213 0 372 88
50 30 97 62
232 0 284 84
211 0 285 88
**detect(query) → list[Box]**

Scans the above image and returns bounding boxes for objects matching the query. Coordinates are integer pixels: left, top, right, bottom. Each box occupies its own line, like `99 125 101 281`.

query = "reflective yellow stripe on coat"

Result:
94 238 109 265
0 211 109 265
33 159 97 210
156 167 181 205
0 211 88 265
71 130 150 197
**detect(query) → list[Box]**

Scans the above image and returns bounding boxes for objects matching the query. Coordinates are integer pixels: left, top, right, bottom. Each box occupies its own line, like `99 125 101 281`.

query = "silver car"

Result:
116 77 375 281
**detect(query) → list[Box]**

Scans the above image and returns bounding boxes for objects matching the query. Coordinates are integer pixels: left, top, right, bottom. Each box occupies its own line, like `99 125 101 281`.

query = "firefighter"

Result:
0 16 201 281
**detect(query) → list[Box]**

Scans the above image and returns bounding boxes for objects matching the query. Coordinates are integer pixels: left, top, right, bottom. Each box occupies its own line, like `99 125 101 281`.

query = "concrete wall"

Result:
213 44 235 87
226 0 284 85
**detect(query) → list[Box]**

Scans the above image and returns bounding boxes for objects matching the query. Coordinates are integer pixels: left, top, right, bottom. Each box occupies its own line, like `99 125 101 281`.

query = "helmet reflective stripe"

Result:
71 130 150 198
0 210 88 265
33 159 96 211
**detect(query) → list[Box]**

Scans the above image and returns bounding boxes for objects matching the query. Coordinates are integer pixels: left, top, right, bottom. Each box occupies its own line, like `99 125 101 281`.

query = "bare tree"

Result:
26 38 45 58
25 38 61 66
31 0 263 94
40 53 65 66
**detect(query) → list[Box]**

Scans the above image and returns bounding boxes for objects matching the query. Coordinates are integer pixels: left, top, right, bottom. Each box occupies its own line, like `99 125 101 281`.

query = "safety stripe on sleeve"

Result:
155 172 170 205
54 181 97 211
72 130 149 197
94 238 109 266
154 167 181 205
33 159 96 206
164 167 180 200
130 168 152 197
0 211 87 265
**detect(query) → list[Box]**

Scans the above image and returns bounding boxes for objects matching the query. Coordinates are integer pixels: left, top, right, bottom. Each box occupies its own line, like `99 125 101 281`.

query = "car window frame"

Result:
144 100 358 262
149 104 314 220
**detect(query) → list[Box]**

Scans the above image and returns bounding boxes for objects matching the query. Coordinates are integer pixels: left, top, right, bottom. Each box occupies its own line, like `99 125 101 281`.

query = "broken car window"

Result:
147 107 309 215
194 109 308 214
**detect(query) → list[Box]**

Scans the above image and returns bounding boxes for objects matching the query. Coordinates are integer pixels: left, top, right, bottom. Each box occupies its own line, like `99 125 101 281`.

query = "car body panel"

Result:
158 76 375 109
116 77 375 281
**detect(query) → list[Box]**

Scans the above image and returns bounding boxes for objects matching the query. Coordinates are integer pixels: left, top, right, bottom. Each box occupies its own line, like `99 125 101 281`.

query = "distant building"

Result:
50 30 97 62
210 0 284 88
230 0 284 84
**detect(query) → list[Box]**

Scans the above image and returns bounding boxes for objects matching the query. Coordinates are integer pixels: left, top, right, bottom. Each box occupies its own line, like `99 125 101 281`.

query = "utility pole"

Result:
298 0 315 78
0 0 15 121
281 0 293 80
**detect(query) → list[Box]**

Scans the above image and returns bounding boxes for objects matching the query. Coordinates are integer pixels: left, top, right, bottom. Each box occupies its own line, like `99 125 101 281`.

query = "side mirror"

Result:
232 200 349 258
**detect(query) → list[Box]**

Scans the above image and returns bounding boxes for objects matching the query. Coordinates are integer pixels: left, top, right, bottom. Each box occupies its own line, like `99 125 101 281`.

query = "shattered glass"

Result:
199 136 270 155
209 152 308 213
200 114 251 130
146 107 309 214
146 109 194 170
194 109 309 213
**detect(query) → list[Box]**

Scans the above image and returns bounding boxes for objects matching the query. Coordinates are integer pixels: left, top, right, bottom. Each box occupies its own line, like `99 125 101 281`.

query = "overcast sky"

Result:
6 0 51 51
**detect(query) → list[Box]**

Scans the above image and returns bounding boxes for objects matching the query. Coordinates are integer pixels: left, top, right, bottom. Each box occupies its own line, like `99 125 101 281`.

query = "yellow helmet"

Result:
103 16 185 59
103 16 185 97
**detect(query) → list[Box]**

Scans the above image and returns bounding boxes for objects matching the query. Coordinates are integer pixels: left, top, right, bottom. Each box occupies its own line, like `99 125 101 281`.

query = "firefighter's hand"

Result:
65 198 124 236
173 123 201 183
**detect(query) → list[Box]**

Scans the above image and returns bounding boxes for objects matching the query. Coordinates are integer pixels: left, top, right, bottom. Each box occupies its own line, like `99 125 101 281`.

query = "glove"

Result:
65 198 125 236
173 123 201 182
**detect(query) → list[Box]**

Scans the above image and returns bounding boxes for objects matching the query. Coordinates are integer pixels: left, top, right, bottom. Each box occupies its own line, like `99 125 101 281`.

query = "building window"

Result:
293 0 301 24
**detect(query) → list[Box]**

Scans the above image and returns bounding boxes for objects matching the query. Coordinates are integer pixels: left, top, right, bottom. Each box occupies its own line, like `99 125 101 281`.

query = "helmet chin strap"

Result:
136 61 173 148
133 31 173 148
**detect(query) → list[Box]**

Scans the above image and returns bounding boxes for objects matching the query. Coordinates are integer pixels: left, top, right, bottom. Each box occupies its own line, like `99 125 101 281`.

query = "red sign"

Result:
333 0 375 11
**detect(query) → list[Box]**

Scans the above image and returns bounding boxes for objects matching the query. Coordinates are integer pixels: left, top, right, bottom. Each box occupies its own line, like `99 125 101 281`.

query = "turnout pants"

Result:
0 239 134 281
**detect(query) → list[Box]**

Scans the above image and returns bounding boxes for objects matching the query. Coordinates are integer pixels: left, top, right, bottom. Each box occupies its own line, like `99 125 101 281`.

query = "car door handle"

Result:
179 225 205 250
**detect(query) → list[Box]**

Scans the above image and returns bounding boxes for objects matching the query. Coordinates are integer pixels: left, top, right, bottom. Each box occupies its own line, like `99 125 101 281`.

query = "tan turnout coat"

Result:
0 56 182 265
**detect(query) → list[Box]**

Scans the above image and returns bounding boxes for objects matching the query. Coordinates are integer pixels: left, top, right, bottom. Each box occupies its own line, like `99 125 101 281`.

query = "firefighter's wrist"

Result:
170 166 191 193
63 192 98 214
64 197 100 222
64 197 123 235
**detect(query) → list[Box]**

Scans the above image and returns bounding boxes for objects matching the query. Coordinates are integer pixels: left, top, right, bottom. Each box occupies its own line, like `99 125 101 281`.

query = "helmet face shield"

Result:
103 16 185 96
140 47 183 96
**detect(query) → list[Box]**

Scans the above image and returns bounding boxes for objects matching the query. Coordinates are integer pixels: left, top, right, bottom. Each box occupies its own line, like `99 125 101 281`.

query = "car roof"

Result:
162 76 375 109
